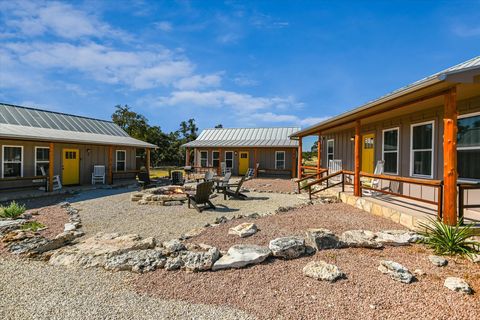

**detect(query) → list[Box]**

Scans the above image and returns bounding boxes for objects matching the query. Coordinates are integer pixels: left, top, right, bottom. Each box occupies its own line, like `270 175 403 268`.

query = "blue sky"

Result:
1 1 479 138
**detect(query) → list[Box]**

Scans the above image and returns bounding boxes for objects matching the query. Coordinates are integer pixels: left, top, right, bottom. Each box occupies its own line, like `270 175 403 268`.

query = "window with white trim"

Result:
275 151 285 169
458 112 480 179
199 151 208 167
382 128 399 174
411 121 434 178
35 146 50 176
116 150 126 171
212 151 220 168
327 139 334 162
2 146 23 178
225 151 233 168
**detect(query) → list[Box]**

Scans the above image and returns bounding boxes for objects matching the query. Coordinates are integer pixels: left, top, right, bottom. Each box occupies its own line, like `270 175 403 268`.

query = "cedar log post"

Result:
254 148 258 177
317 132 321 178
297 137 303 178
108 146 113 184
354 120 361 196
291 149 296 178
185 147 190 166
48 142 54 192
146 148 151 178
218 148 223 175
443 87 458 225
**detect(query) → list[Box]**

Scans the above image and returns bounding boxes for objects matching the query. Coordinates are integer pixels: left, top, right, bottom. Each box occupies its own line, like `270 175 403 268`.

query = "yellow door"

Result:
362 134 375 173
62 148 80 185
239 152 249 175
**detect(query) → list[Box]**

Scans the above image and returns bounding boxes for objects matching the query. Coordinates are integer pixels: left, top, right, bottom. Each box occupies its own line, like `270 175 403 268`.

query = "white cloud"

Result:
251 112 330 127
233 74 258 86
174 74 222 90
155 21 173 32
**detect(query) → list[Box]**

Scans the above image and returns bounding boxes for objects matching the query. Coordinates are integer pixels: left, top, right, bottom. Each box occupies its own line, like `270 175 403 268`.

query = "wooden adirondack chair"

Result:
215 172 232 193
362 160 385 196
245 168 255 180
137 171 161 189
188 181 216 212
224 176 248 200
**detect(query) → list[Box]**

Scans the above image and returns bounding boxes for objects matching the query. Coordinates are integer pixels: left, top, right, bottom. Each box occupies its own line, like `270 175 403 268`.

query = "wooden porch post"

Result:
354 120 361 196
218 148 223 175
146 148 151 178
108 146 113 185
443 87 458 225
254 148 258 177
291 149 296 178
317 132 321 178
297 137 303 178
185 147 190 166
48 142 54 192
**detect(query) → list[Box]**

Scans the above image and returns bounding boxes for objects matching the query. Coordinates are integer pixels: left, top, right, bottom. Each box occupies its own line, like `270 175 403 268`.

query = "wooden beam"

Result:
354 120 361 196
443 87 458 225
185 147 190 166
145 148 151 179
297 137 303 178
317 132 321 178
291 149 295 178
218 148 223 175
108 146 113 184
48 142 54 192
254 148 258 177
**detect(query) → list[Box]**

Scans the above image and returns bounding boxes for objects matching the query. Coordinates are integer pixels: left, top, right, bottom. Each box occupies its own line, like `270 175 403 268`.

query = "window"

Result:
2 146 23 178
212 151 220 168
35 146 50 176
327 139 334 162
410 121 434 178
382 128 399 174
116 150 126 171
458 112 480 180
225 151 234 168
199 151 208 167
275 151 285 169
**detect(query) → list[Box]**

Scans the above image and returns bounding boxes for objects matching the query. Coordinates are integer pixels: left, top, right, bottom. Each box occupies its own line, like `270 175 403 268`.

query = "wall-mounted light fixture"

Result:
87 148 91 155
350 136 355 141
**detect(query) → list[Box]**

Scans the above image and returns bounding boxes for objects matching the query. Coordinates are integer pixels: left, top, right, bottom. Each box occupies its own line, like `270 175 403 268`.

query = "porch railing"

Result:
298 169 346 200
458 183 480 224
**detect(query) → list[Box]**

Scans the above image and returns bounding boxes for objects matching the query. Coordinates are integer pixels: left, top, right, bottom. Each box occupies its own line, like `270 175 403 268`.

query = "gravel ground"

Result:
243 178 297 194
135 203 480 320
33 205 69 239
0 255 255 320
70 187 307 242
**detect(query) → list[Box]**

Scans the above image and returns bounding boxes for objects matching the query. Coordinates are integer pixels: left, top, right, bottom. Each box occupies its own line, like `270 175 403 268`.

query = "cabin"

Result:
291 56 480 226
182 127 299 178
0 103 156 192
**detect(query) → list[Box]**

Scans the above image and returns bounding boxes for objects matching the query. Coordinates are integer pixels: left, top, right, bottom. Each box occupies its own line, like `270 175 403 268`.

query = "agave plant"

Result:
0 201 26 219
418 218 480 258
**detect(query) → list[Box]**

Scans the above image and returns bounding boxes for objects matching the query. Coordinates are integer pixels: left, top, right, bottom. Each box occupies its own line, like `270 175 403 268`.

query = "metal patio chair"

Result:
91 165 106 185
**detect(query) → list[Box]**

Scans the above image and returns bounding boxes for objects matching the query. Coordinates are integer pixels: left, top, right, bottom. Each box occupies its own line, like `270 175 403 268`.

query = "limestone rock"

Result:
303 261 345 282
181 227 206 240
340 230 383 249
212 244 271 270
269 236 305 259
1 230 35 243
444 277 472 294
164 256 184 270
8 236 49 255
214 216 228 224
64 223 77 232
104 249 166 273
0 219 26 234
162 239 186 254
470 254 480 263
428 255 448 267
375 230 422 246
182 246 220 272
378 260 414 284
228 223 258 238
305 228 339 251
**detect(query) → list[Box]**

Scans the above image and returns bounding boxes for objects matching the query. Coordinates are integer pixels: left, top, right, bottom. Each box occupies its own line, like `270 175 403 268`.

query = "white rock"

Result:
378 260 414 284
212 244 271 270
64 223 76 232
444 277 472 294
375 230 422 246
269 236 306 259
162 239 186 254
228 223 258 238
428 255 448 267
305 228 339 251
340 230 382 249
303 261 345 282
182 246 220 272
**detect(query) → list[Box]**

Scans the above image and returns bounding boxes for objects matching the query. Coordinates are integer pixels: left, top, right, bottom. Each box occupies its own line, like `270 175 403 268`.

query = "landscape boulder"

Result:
269 236 306 259
182 245 220 272
378 260 414 284
164 256 184 270
104 249 167 273
305 228 339 251
303 260 345 282
212 244 271 270
339 230 382 249
0 219 26 234
228 223 258 238
444 277 472 294
162 239 186 254
428 255 448 267
374 230 422 246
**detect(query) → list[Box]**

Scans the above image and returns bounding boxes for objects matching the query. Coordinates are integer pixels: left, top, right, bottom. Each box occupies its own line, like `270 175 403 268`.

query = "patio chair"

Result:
224 176 248 200
91 165 106 185
171 171 185 185
362 160 385 196
188 181 216 213
245 168 255 180
215 172 232 193
137 171 161 189
39 166 62 191
203 170 215 182
328 159 343 184
221 162 232 176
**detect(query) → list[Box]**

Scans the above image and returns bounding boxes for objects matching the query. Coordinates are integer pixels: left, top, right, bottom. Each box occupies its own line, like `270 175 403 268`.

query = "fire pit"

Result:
131 186 194 206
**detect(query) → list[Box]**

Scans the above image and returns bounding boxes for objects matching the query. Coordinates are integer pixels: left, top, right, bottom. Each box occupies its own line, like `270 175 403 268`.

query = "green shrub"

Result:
21 221 45 232
0 201 26 219
418 218 480 258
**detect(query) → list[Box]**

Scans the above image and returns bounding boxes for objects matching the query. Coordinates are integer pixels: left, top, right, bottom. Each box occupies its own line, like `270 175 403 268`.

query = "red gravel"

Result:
33 205 69 239
244 178 297 194
134 203 480 319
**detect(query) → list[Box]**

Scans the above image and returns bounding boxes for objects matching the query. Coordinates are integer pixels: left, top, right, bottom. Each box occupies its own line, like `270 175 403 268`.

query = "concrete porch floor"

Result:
0 180 139 203
319 184 480 230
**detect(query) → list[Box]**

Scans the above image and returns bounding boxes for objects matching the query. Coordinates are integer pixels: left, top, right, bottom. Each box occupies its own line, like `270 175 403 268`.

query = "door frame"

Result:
62 148 80 185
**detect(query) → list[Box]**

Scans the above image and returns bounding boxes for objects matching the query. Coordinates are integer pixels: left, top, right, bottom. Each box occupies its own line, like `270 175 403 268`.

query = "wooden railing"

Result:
298 170 346 200
458 183 480 224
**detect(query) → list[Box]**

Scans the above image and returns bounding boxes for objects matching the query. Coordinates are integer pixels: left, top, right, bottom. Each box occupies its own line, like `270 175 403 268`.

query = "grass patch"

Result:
21 221 45 232
418 218 480 259
0 201 26 219
150 168 185 179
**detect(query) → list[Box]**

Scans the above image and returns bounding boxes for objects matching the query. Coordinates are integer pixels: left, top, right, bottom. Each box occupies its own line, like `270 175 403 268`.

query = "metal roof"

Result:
291 55 480 138
183 127 300 148
0 103 156 148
